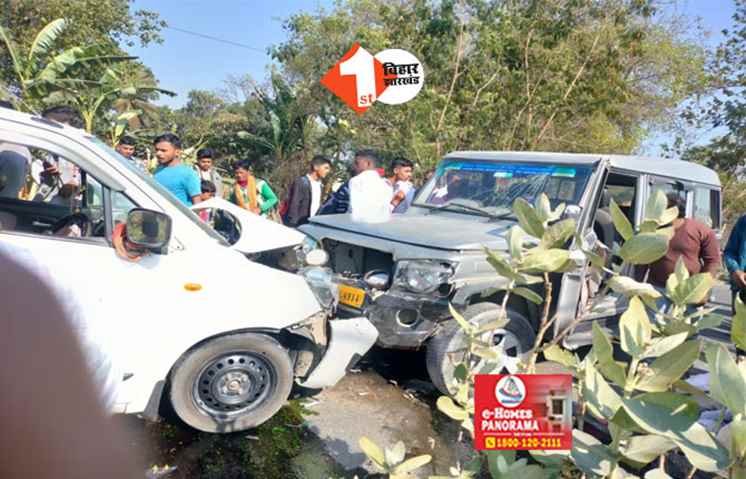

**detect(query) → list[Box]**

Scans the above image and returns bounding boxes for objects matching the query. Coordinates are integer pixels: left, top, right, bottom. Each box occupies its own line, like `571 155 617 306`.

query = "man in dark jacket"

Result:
318 149 378 216
285 155 332 227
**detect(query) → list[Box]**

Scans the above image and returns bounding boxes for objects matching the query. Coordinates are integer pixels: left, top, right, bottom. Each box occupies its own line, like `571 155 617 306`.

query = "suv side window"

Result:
693 186 720 229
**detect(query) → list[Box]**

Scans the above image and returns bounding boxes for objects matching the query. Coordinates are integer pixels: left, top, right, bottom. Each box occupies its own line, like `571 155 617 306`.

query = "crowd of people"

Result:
112 127 420 225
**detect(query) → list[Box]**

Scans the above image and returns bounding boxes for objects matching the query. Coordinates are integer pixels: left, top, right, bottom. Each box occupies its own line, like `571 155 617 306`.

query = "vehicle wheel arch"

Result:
466 290 540 332
156 327 316 423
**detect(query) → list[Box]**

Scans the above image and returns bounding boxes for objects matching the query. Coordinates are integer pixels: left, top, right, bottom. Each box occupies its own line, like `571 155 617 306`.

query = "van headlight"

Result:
301 266 338 309
394 260 456 294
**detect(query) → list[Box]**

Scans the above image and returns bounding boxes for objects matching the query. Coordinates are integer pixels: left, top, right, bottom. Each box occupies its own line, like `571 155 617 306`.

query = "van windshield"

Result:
414 159 594 216
86 136 228 246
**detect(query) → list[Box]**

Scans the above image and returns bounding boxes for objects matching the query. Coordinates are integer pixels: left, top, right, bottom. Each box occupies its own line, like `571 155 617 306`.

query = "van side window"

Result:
112 191 137 227
0 141 130 242
693 186 720 229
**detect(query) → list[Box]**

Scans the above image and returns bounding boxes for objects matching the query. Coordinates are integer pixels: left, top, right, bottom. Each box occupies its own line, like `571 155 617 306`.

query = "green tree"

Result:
0 0 165 90
273 0 708 173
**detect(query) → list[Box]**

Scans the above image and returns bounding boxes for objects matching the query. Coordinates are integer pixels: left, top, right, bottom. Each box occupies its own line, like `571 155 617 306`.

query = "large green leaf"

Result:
391 454 432 474
620 435 676 465
0 24 24 84
511 287 543 305
665 257 689 300
705 343 746 417
535 194 553 223
641 332 688 359
583 360 622 420
644 468 673 479
608 276 662 299
676 273 715 305
610 198 634 241
436 396 469 421
620 393 697 435
519 249 570 273
592 322 627 386
540 219 576 249
485 248 520 282
636 340 699 392
659 206 679 226
733 295 746 351
571 429 615 477
618 233 669 265
645 189 668 223
619 296 652 357
358 436 386 469
27 19 68 68
673 423 731 472
513 198 545 238
543 344 578 369
507 225 525 260
384 441 406 466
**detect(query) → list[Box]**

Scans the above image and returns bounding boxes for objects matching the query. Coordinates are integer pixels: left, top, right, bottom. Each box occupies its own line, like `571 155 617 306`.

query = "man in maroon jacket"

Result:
639 192 720 292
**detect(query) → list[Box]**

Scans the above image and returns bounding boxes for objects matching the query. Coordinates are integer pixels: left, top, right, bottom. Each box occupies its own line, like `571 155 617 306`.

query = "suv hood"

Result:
307 212 512 251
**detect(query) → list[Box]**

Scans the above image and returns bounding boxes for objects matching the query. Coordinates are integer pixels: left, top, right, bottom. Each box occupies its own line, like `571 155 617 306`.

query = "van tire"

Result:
168 332 293 433
426 303 535 395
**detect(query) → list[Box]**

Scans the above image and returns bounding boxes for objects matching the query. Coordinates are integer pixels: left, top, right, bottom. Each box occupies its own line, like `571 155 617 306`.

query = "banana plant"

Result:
47 65 175 133
0 18 136 112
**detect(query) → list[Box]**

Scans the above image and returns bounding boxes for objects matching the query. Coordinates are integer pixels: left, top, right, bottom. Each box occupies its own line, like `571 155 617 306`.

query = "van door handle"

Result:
32 220 52 227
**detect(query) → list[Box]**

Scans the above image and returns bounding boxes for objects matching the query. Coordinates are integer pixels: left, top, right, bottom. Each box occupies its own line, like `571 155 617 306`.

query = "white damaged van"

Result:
0 108 377 433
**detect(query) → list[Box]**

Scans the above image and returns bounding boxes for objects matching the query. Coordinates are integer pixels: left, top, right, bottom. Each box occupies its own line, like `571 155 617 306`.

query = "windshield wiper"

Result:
429 201 510 220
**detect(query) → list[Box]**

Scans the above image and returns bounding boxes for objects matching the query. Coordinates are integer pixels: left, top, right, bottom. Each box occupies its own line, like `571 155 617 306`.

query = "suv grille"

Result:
326 240 394 278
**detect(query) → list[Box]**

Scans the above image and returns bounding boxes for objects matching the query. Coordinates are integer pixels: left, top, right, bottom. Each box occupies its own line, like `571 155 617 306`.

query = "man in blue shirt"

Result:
152 133 201 206
724 214 746 357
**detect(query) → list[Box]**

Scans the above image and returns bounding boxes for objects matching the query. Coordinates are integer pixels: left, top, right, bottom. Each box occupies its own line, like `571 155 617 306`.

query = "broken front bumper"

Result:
298 316 378 389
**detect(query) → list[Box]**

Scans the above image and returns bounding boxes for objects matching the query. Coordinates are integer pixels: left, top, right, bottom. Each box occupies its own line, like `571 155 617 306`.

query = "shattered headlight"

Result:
394 260 456 294
301 266 339 309
294 235 321 267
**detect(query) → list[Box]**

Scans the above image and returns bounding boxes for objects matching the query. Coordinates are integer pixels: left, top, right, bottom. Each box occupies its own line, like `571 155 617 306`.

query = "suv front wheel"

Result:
426 302 535 395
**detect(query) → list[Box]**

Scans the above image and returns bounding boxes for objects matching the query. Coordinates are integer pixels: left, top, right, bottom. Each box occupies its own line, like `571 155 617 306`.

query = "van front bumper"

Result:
298 316 378 389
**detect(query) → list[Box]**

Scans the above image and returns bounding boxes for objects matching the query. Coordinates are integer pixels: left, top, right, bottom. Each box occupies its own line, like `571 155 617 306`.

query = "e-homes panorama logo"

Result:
321 43 424 114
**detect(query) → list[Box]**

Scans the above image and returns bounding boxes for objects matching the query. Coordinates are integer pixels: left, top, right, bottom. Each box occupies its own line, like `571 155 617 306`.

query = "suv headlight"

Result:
295 235 321 267
301 266 339 309
394 260 456 294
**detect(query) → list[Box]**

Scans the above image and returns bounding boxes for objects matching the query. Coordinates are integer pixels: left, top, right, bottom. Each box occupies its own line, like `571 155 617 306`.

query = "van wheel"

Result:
426 303 535 395
168 332 293 433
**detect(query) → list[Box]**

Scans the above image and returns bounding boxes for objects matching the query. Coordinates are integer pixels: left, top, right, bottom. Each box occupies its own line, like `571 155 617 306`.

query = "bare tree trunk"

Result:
435 19 465 159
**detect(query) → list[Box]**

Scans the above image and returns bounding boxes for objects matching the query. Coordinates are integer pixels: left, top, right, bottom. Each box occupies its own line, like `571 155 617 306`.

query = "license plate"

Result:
338 284 366 308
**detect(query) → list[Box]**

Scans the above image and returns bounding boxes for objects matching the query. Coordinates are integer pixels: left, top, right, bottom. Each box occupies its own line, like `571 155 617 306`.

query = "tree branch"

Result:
532 30 603 147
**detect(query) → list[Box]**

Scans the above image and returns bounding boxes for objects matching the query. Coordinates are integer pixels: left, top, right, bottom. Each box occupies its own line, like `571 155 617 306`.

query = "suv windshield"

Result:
414 159 594 216
85 136 228 246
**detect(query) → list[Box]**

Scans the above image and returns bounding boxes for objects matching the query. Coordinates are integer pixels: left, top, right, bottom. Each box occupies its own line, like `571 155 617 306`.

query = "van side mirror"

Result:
126 208 172 252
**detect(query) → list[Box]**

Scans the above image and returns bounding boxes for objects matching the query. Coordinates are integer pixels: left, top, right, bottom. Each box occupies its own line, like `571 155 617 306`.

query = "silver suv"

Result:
299 151 722 393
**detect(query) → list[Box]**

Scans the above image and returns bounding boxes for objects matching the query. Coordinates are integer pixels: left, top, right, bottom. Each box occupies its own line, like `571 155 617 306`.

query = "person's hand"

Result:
44 164 60 176
251 206 261 215
732 271 746 289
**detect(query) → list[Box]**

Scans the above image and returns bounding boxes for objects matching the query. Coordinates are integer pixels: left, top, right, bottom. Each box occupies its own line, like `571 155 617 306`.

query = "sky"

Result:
127 0 738 152
127 0 335 108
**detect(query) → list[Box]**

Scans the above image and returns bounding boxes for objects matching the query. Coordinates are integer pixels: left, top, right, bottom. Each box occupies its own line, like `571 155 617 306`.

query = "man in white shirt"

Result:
285 155 332 227
387 158 416 214
348 150 393 223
